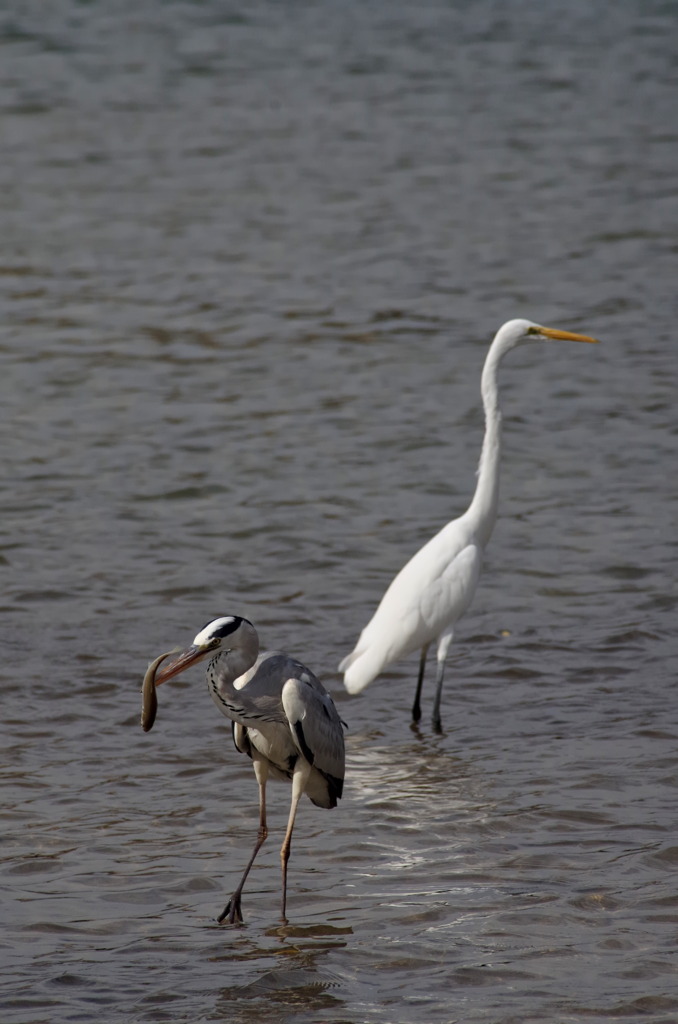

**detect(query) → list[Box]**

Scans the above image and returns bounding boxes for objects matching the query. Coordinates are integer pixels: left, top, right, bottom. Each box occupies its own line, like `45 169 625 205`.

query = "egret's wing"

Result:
340 520 482 692
281 674 345 796
421 541 482 632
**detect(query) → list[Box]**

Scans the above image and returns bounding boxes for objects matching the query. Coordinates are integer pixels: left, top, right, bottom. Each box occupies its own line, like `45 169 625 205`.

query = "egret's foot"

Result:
411 702 422 723
217 895 244 925
431 713 443 735
409 718 424 739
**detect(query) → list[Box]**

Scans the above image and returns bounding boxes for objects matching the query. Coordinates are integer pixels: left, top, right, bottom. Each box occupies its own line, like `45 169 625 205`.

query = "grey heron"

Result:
339 318 598 732
144 615 345 924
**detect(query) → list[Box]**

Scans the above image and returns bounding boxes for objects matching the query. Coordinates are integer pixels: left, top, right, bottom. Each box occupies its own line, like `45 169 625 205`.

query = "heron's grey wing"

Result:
281 674 345 796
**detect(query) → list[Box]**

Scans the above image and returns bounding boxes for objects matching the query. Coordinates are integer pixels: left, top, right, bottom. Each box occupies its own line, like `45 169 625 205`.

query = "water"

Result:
1 1 677 1021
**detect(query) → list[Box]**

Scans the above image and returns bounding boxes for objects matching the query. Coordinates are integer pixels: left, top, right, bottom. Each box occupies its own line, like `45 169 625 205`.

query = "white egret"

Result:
338 318 598 731
144 615 345 924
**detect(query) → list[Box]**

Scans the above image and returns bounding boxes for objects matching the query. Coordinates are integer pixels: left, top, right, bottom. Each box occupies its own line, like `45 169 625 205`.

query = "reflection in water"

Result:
211 937 349 1023
214 973 345 1023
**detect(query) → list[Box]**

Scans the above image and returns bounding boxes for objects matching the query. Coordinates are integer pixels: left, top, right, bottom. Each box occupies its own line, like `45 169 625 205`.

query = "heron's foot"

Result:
217 894 244 926
411 703 422 723
431 714 443 735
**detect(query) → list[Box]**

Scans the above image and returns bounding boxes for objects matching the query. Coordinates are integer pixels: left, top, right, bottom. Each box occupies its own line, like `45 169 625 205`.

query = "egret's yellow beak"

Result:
536 326 599 344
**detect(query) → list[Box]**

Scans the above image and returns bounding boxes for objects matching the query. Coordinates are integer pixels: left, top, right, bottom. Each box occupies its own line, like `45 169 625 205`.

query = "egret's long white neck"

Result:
465 340 506 548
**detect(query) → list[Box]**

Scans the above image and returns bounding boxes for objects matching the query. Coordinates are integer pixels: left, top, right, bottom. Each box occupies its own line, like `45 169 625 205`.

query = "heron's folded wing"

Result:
281 675 345 787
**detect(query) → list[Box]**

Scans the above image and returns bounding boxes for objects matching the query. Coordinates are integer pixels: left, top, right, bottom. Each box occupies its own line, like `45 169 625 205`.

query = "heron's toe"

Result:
218 896 244 926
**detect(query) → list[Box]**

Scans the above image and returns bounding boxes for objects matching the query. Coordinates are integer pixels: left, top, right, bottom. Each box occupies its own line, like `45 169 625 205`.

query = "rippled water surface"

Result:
1 1 677 1021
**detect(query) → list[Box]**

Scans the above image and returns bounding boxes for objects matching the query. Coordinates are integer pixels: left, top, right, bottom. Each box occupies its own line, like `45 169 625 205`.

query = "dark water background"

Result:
1 1 677 1021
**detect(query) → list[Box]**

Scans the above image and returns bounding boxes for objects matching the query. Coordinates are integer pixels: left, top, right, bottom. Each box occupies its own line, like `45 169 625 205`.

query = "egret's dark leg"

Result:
431 662 446 734
219 762 268 925
279 763 310 922
411 644 429 722
431 630 454 733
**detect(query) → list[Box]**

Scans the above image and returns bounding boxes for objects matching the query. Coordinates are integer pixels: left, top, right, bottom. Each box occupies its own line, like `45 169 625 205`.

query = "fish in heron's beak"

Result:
140 644 208 732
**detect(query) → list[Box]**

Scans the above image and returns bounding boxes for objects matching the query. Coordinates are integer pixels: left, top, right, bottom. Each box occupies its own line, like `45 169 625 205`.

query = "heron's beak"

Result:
537 326 599 344
154 644 211 685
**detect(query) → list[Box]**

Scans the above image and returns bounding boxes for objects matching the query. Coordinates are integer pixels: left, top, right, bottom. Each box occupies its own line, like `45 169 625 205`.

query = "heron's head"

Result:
494 318 599 354
153 615 257 685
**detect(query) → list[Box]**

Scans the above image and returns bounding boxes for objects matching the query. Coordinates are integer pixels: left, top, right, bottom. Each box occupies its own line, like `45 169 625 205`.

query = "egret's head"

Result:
153 615 256 685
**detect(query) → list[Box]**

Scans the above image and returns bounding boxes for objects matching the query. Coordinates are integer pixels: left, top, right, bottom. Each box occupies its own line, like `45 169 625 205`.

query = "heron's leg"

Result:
279 761 311 922
431 629 454 734
218 758 269 925
411 643 429 723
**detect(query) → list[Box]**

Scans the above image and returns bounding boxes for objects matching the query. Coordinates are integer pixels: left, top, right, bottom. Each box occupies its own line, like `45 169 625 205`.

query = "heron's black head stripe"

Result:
201 615 253 639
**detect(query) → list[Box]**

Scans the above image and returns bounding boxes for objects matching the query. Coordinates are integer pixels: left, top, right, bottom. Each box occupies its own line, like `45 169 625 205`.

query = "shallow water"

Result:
1 1 677 1022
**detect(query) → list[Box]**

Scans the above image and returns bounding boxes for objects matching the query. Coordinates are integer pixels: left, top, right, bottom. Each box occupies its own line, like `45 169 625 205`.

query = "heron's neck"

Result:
208 632 259 706
466 345 504 548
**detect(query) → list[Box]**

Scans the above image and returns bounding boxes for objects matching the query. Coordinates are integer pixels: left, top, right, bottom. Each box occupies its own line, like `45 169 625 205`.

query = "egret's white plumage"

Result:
339 318 598 731
150 615 345 924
